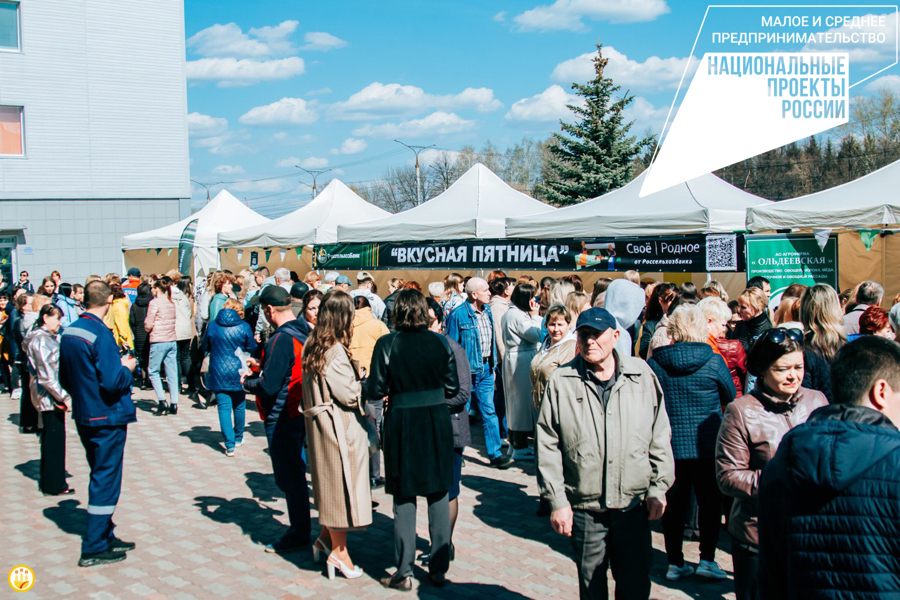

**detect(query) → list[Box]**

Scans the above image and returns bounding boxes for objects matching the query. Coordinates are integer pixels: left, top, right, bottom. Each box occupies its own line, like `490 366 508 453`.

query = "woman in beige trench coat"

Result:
301 291 372 581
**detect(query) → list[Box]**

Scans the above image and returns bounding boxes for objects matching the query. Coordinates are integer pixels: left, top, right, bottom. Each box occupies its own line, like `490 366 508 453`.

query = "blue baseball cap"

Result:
335 275 351 285
575 307 617 333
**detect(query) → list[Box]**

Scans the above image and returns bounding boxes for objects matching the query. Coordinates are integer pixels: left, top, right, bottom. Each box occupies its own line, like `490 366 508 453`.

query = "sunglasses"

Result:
759 327 803 345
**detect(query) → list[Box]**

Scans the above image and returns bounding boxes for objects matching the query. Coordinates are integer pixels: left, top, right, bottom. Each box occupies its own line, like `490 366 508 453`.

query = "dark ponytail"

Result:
153 278 172 301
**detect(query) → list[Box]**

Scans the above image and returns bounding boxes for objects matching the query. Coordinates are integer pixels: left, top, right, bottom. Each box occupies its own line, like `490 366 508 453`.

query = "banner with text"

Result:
746 234 838 311
313 234 744 273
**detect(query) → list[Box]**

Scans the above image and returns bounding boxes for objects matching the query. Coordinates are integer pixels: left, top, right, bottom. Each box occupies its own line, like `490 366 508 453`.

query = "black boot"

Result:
153 401 168 416
168 403 177 415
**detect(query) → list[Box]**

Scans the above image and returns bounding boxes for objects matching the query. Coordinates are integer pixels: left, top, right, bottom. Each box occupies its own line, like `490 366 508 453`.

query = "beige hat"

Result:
357 271 374 282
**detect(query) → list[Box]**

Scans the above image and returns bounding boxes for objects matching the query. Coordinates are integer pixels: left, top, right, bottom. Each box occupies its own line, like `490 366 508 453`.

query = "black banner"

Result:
313 234 744 273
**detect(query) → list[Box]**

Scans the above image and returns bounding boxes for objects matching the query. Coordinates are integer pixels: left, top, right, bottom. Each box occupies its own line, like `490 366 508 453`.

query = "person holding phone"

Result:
500 283 544 460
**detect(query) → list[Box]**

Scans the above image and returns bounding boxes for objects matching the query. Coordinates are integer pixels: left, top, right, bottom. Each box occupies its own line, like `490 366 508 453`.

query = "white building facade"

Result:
0 0 190 285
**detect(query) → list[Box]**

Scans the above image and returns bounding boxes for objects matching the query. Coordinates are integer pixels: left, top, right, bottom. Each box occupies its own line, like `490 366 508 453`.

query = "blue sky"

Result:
184 0 899 216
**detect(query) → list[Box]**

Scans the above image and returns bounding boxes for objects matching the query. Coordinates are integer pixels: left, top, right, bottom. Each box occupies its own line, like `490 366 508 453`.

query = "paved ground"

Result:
0 387 736 599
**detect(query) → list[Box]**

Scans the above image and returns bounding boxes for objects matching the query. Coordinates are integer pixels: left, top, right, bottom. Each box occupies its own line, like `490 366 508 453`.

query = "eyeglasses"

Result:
759 327 803 345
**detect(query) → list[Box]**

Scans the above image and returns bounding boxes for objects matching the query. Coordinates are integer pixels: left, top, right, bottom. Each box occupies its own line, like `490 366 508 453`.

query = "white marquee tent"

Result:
122 189 269 276
505 170 769 238
337 163 555 242
746 159 900 231
218 179 390 249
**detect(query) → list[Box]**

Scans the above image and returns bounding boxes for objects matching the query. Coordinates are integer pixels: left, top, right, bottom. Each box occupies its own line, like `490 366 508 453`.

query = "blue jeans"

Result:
149 341 179 405
216 391 245 451
77 425 127 554
472 368 502 460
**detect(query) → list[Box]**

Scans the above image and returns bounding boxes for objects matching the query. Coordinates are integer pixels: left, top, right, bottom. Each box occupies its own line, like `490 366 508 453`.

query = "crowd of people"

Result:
2 264 900 598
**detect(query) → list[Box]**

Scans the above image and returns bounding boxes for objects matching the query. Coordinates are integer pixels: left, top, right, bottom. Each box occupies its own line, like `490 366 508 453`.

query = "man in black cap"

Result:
122 268 141 305
288 282 309 320
242 285 312 553
536 307 674 600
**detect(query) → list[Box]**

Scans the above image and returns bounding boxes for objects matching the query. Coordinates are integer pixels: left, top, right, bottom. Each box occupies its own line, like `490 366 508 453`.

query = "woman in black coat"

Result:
365 289 459 591
129 283 153 389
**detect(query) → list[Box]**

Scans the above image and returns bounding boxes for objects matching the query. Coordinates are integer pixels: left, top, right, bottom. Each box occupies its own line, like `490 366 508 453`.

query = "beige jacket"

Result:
349 307 389 374
536 351 674 512
301 343 372 530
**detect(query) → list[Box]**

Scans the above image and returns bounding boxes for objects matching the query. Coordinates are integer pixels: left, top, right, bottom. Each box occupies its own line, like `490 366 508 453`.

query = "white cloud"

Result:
300 157 330 169
272 131 315 144
230 179 294 194
239 98 318 126
187 112 228 136
865 74 900 92
306 87 333 96
301 32 348 51
505 85 584 121
624 96 669 135
192 131 253 156
329 82 502 120
494 11 507 22
186 57 306 87
419 149 461 165
187 20 299 58
802 12 897 64
514 0 669 31
331 138 368 155
212 165 244 174
552 47 699 92
352 112 476 139
275 156 300 168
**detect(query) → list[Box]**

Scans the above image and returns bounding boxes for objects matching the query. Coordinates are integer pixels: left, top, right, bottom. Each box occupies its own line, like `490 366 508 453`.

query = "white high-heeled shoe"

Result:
326 553 363 580
312 538 331 564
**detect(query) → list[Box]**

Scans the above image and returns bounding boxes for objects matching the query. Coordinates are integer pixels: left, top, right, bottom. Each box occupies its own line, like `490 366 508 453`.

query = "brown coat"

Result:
715 386 827 546
301 343 372 530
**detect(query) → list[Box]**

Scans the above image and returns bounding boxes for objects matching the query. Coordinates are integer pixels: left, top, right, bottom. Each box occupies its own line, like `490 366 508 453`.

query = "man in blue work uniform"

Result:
59 280 137 567
242 285 312 553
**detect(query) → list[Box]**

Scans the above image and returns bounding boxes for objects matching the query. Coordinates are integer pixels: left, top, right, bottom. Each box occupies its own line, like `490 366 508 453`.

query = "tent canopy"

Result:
505 170 769 238
122 189 269 277
746 159 900 231
218 179 390 249
122 189 269 250
337 163 555 242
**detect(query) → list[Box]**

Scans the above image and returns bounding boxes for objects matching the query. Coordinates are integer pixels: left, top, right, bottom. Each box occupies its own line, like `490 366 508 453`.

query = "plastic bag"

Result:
235 347 252 377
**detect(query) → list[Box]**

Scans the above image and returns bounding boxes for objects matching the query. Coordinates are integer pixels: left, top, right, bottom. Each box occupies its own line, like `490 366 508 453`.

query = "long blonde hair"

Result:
800 284 847 360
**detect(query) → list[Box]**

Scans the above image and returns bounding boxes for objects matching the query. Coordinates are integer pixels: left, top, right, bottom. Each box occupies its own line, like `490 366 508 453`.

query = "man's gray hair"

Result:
698 296 731 323
856 281 884 306
428 281 445 297
465 277 487 294
324 271 340 284
274 268 291 283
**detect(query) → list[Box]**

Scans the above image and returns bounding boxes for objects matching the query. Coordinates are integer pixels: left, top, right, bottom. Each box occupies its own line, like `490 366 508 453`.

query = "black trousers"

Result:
39 409 67 494
393 492 450 578
662 458 721 565
571 506 652 600
176 339 194 390
19 369 38 431
493 365 507 438
732 538 759 600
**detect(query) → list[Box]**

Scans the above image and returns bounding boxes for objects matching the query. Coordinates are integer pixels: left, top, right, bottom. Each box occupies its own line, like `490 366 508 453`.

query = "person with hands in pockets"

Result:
536 307 674 600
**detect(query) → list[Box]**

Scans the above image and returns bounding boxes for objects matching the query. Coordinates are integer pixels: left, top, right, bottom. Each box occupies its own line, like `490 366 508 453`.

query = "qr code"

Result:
706 234 737 271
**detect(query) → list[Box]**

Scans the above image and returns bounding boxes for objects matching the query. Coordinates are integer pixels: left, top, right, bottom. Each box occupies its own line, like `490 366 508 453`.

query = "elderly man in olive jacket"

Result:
536 307 674 600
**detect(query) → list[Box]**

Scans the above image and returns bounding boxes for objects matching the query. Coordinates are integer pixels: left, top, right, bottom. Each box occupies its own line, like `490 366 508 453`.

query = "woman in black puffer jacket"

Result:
649 304 735 582
129 283 153 389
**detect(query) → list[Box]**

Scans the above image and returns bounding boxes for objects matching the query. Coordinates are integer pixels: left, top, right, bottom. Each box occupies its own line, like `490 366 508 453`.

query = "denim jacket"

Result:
444 300 497 375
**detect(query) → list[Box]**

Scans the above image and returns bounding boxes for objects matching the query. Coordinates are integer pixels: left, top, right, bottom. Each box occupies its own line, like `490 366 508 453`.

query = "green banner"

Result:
746 234 838 310
177 219 199 277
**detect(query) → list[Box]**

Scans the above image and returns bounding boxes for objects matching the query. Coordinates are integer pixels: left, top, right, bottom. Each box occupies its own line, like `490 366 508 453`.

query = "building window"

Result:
0 106 23 155
0 1 19 51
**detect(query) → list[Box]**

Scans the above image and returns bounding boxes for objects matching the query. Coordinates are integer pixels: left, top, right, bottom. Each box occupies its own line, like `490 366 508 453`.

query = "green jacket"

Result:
536 351 674 512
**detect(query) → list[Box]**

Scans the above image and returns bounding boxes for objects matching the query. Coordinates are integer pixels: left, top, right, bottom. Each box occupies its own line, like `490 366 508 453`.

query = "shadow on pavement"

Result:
464 474 572 557
7 412 20 426
649 546 732 600
245 420 267 439
43 499 86 539
415 581 532 599
14 458 40 483
244 471 283 502
179 425 224 453
134 399 159 414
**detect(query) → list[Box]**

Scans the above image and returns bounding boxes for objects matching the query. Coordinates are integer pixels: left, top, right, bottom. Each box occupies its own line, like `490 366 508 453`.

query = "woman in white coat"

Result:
501 283 543 460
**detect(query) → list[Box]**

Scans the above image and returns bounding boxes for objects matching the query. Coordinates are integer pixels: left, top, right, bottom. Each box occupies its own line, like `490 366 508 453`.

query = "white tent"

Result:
218 179 390 249
746 159 900 231
505 170 769 238
337 163 555 242
122 189 269 276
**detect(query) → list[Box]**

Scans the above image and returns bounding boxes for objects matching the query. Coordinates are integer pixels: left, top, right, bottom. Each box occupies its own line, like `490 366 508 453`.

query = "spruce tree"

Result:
538 44 650 206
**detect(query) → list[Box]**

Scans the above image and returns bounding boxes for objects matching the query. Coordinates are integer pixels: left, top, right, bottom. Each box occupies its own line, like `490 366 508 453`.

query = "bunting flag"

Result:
155 248 162 256
295 247 303 260
279 249 286 262
859 229 879 251
166 248 173 257
237 250 243 262
177 218 199 276
813 229 831 251
265 250 272 262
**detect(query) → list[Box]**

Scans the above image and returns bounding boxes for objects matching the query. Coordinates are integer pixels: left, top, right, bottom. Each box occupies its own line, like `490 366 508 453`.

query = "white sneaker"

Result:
225 448 235 457
695 560 727 580
666 564 695 581
10 388 21 401
511 448 535 460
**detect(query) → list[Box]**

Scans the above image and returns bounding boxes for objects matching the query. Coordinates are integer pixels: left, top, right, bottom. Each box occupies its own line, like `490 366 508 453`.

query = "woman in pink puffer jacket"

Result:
145 279 178 415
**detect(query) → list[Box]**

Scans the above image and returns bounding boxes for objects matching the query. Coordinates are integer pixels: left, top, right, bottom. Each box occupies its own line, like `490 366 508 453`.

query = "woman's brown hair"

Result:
302 291 355 375
393 289 431 331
